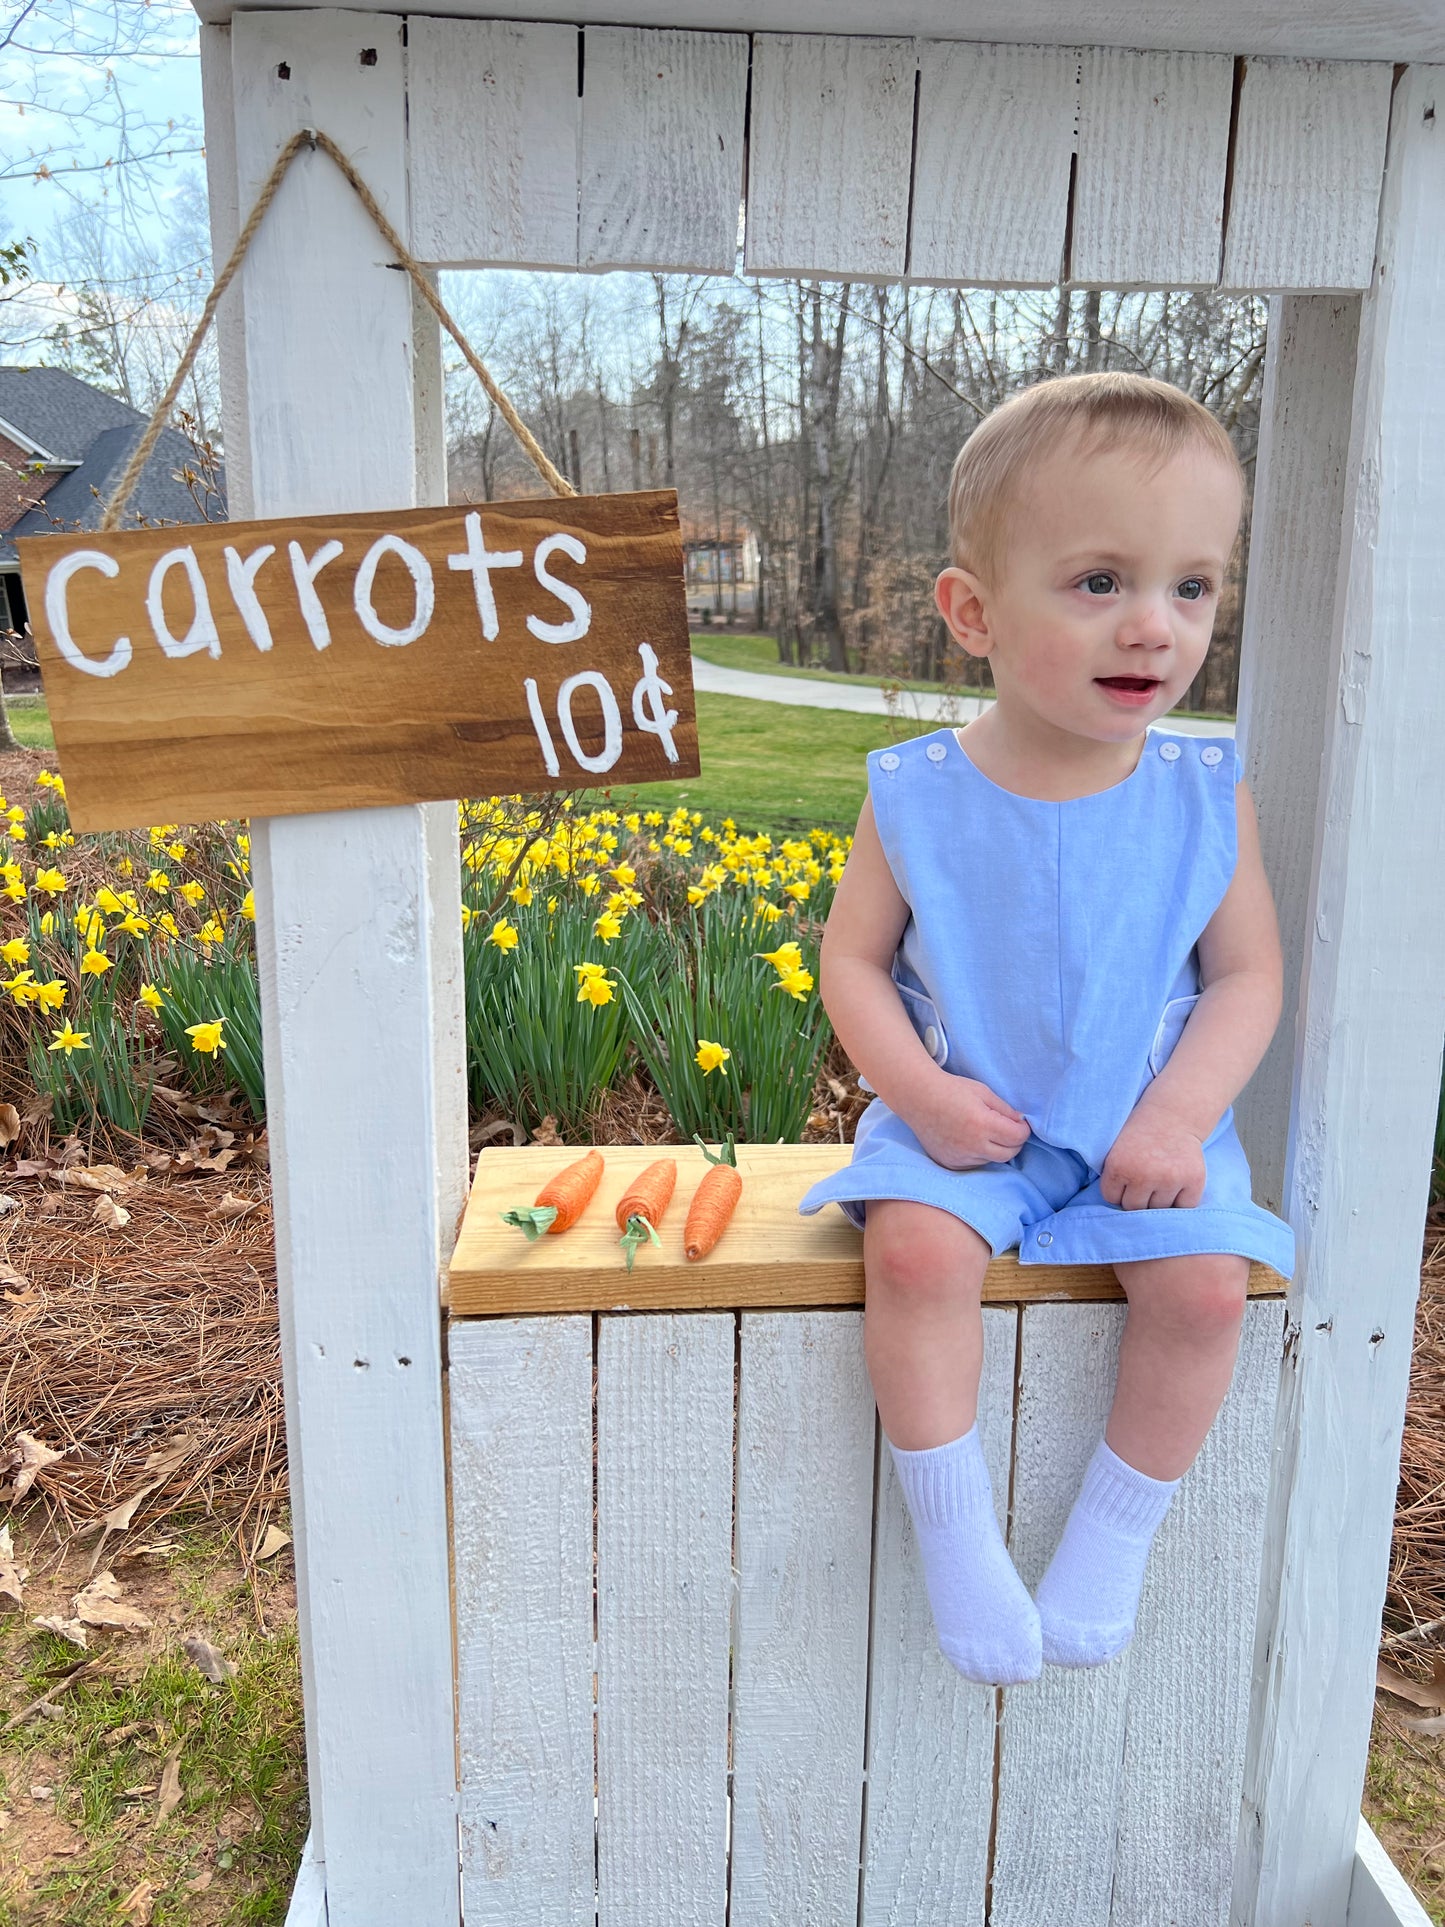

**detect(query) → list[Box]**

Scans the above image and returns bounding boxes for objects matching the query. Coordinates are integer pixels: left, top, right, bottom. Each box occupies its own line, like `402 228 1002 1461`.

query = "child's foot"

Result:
888 1425 1041 1686
1034 1438 1179 1667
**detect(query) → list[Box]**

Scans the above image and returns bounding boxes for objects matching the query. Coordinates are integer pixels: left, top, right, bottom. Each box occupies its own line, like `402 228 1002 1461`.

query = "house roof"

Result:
0 367 226 569
186 0 1445 60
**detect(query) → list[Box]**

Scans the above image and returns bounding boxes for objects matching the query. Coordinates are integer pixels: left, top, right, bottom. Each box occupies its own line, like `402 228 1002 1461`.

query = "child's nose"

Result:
1119 596 1174 647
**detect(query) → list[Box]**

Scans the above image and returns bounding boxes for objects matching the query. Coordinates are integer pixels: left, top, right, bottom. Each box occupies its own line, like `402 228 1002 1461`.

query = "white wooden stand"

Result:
194 10 1445 1923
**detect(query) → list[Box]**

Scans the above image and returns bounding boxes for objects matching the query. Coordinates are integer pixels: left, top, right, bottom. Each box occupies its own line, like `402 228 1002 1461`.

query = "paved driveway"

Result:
689 656 1236 738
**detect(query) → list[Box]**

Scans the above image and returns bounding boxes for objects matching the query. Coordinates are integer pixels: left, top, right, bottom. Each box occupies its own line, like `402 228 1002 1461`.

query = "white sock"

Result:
1034 1438 1179 1667
888 1425 1041 1687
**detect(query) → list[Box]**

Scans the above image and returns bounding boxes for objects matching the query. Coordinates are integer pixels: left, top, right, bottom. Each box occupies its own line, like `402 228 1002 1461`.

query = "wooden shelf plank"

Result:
447 1144 1289 1316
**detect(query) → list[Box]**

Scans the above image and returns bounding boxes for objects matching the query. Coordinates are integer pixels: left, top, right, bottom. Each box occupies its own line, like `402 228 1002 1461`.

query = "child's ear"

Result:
935 567 992 660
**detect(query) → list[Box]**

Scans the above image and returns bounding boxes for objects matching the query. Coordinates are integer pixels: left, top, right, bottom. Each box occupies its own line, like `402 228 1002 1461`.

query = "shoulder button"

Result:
1200 745 1225 767
1158 741 1182 762
925 742 948 763
878 751 901 772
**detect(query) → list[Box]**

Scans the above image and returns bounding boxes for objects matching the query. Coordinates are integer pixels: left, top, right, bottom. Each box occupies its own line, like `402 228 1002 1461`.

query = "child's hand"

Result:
1100 1108 1207 1210
912 1076 1032 1170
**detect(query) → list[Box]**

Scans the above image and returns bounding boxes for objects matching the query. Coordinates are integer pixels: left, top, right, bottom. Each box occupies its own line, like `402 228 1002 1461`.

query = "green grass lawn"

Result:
3 693 54 751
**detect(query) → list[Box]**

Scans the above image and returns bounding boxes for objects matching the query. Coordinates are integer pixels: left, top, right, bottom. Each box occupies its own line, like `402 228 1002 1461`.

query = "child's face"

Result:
935 438 1242 745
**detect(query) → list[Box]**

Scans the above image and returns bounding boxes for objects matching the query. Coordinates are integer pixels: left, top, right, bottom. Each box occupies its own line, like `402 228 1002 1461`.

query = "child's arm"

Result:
822 798 1031 1170
1101 778 1284 1210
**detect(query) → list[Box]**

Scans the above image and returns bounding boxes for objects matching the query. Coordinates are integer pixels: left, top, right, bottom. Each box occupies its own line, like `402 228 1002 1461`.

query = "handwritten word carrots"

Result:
684 1135 742 1261
500 1148 605 1239
614 1157 678 1271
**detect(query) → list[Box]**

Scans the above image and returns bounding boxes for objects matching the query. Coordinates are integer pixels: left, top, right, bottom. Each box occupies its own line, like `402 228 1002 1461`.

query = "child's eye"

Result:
1081 572 1116 595
1177 577 1210 601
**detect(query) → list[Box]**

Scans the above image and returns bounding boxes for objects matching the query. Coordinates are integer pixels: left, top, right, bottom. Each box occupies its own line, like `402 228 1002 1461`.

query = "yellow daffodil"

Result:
0 937 28 967
166 841 187 862
3 880 24 902
117 912 150 938
35 770 54 789
486 918 519 953
578 874 600 897
644 811 663 827
510 882 533 906
612 864 636 886
3 969 39 1006
176 880 206 906
574 961 607 981
4 806 22 823
36 979 67 1010
38 911 53 935
687 886 707 905
146 870 171 893
47 1023 89 1055
80 948 112 976
185 1019 226 1057
139 983 165 1011
240 890 255 921
156 912 179 940
95 886 125 915
117 855 134 876
759 941 804 974
592 910 623 942
754 900 783 924
773 966 815 1001
784 881 810 901
695 1039 731 1077
623 813 641 833
33 867 67 895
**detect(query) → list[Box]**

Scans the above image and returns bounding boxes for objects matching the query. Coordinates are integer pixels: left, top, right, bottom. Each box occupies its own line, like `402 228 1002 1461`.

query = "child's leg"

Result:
863 1200 1040 1685
1035 1252 1248 1666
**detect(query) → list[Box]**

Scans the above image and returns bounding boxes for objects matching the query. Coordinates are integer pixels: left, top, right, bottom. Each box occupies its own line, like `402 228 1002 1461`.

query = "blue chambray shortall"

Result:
798 725 1297 1278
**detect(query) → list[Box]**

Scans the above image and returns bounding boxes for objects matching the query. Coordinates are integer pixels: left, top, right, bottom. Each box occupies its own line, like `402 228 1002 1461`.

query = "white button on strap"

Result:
925 742 948 763
1158 741 1182 762
878 751 901 772
1200 745 1225 767
922 1025 939 1056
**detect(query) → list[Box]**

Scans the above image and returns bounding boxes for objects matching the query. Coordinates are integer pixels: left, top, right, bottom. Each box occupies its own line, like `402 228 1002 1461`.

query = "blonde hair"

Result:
947 372 1244 583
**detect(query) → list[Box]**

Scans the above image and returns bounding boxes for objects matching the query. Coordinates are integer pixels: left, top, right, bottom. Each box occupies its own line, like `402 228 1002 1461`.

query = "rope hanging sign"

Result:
15 130 699 832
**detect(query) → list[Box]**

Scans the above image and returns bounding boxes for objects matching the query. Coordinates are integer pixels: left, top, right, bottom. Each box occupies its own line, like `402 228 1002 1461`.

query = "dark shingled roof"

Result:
0 366 226 569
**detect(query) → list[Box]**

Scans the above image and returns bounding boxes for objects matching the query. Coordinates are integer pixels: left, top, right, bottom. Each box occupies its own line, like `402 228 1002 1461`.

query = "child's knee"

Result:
863 1201 991 1306
1120 1251 1249 1339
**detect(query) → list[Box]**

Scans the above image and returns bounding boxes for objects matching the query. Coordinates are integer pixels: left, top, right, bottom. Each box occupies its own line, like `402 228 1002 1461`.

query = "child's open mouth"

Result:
1095 676 1161 705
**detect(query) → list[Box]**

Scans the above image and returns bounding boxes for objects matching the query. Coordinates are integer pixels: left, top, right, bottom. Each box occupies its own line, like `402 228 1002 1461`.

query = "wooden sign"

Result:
16 488 697 831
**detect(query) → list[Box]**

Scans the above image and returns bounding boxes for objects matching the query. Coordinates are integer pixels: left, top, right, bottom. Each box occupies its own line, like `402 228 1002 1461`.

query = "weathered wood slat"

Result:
910 41 1077 288
1109 1302 1280 1925
859 1307 1018 1924
580 26 748 271
407 18 580 269
728 1312 875 1924
744 33 916 279
450 1318 595 1926
449 1145 1288 1315
1221 59 1394 291
596 1314 734 1927
1236 65 1445 1925
228 18 465 1927
1072 46 1234 287
990 1301 1129 1927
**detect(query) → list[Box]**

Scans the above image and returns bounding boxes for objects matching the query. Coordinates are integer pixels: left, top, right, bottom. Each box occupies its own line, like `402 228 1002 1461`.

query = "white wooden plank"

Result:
580 26 748 272
1235 65 1445 1927
1350 1816 1437 1927
744 33 916 280
450 1318 595 1927
729 1312 875 1925
231 15 465 1925
1221 59 1394 292
1232 294 1362 1216
1072 46 1234 288
198 24 252 521
190 0 1445 65
284 1830 327 1927
1109 1302 1280 1926
859 1307 1018 1927
990 1301 1128 1927
407 18 579 270
910 41 1077 288
596 1314 734 1927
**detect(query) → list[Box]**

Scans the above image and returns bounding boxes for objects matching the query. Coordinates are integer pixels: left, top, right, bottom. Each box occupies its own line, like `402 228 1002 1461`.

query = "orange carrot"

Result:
615 1157 678 1271
683 1135 742 1262
501 1148 605 1240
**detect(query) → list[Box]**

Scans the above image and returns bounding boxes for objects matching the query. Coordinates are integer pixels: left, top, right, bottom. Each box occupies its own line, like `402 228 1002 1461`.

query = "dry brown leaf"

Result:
0 1524 26 1610
103 1721 155 1748
254 1524 291 1562
182 1635 237 1684
73 1571 153 1633
182 1869 213 1894
0 1259 28 1290
0 1193 19 1216
155 1745 183 1823
208 1191 256 1221
0 1101 19 1146
65 1163 145 1195
1376 1658 1445 1711
92 1193 131 1231
33 1614 88 1649
118 1878 156 1924
531 1114 563 1146
1401 1710 1445 1735
4 1431 63 1501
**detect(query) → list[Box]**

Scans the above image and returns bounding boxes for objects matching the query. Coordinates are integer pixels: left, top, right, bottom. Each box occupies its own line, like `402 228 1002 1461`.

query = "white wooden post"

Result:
1234 64 1445 1925
207 15 466 1923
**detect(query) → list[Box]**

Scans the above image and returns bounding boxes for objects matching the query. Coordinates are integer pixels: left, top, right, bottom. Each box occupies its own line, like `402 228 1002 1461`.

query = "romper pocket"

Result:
1148 993 1202 1076
857 981 949 1095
